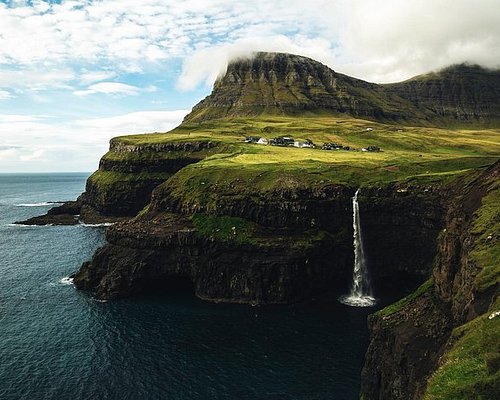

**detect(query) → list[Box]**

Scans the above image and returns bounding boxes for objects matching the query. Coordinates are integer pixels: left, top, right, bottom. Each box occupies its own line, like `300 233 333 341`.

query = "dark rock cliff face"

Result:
152 181 354 230
73 212 351 304
361 162 500 400
362 286 452 400
73 180 446 303
81 141 218 217
360 186 445 280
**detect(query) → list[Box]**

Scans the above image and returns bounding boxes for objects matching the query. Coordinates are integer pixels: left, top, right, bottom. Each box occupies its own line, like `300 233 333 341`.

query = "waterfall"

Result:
339 189 377 307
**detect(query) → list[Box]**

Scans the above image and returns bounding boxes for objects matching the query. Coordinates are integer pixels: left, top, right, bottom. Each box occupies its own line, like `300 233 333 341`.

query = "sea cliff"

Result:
19 52 500 398
361 161 499 399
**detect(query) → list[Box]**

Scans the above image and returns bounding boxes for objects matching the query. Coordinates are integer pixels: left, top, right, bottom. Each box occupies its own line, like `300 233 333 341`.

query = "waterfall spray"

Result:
339 189 377 307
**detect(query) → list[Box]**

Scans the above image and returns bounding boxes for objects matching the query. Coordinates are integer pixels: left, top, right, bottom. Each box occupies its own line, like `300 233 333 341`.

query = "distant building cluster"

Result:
321 142 349 151
361 145 381 152
244 136 315 148
244 136 381 152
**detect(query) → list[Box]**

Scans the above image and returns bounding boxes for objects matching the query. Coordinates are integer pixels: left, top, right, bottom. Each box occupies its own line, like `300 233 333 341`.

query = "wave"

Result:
7 223 53 227
59 277 74 285
90 297 108 303
79 222 115 227
14 202 57 207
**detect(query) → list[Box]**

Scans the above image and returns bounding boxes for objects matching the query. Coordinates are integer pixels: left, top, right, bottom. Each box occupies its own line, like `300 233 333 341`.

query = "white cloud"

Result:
0 67 75 91
176 0 500 87
74 82 142 96
20 149 45 161
334 0 500 82
79 70 117 85
0 148 17 160
0 114 45 123
75 110 189 138
0 90 13 100
177 35 336 90
0 0 498 91
0 110 188 172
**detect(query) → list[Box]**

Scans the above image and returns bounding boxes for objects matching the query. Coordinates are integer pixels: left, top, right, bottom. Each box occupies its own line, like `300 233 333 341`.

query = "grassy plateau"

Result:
107 115 499 194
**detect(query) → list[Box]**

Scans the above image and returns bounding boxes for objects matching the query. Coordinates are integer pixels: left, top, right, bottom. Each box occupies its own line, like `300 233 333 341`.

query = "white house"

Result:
294 140 314 148
257 138 268 145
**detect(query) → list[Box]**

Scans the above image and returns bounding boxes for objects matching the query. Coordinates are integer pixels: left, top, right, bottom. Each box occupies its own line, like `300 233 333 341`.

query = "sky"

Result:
0 0 499 172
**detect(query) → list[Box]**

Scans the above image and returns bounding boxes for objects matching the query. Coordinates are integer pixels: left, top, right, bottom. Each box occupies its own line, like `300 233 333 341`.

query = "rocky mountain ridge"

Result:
184 52 500 126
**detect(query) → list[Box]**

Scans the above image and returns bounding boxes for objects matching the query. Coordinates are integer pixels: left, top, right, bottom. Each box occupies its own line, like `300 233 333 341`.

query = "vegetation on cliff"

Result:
363 162 499 400
425 302 500 400
114 115 499 192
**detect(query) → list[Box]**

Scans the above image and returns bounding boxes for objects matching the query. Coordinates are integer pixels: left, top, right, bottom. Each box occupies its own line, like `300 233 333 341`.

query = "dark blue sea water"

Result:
0 173 376 400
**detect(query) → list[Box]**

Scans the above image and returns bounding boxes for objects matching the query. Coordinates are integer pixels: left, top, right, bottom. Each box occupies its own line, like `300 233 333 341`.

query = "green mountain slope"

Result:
184 53 500 127
385 64 500 126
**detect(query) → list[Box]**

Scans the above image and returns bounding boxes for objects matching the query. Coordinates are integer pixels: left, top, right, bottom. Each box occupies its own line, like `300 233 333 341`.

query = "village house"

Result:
294 139 315 148
361 145 381 152
257 138 268 145
244 136 261 143
270 136 295 146
322 142 344 150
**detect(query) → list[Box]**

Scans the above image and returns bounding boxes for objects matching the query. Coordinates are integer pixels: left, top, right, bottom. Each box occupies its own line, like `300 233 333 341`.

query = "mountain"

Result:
183 52 424 123
184 52 500 126
385 64 500 124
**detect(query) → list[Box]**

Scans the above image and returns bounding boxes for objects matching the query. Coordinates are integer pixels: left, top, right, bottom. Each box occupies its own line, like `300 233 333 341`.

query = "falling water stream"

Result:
339 189 377 307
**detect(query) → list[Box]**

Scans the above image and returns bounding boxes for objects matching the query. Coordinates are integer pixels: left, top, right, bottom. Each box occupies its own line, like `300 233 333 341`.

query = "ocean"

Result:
0 173 374 400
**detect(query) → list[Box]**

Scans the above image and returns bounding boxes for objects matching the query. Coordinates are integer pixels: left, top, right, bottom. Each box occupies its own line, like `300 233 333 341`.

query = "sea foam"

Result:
59 277 74 285
14 202 55 207
79 222 115 227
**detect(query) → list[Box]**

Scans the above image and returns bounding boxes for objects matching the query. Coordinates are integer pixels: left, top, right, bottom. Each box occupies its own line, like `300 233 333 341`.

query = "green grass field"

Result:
108 116 499 193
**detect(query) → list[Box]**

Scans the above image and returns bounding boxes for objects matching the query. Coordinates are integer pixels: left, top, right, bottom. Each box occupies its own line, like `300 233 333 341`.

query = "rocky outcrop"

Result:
362 282 452 400
73 212 351 303
80 140 218 217
15 200 83 225
361 161 500 400
19 140 219 225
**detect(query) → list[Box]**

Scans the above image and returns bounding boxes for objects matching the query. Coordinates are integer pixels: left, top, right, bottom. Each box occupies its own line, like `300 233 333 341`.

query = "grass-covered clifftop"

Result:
108 115 499 192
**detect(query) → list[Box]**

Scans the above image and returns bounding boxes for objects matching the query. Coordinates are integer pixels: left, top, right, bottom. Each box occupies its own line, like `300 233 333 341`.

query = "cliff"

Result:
73 211 351 303
361 161 500 400
17 53 500 226
15 51 500 397
72 178 446 303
